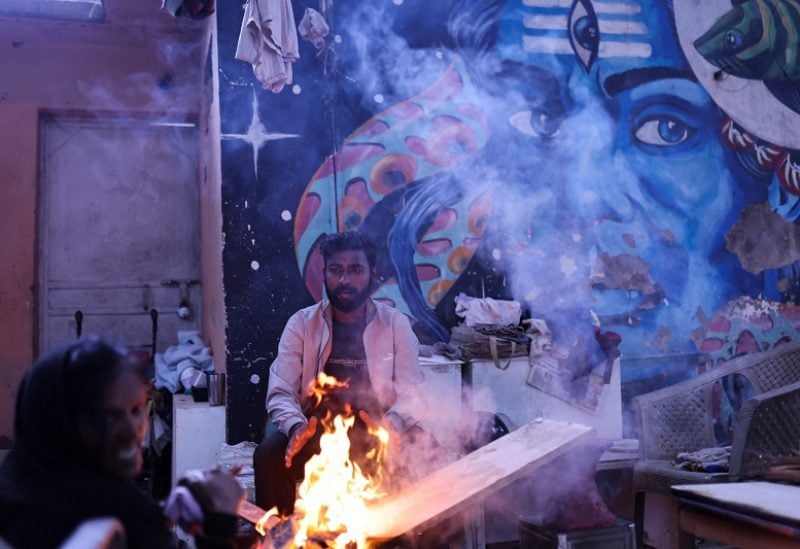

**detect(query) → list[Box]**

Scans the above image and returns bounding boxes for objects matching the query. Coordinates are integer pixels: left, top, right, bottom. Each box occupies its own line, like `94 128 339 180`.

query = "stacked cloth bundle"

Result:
673 446 731 473
155 331 214 393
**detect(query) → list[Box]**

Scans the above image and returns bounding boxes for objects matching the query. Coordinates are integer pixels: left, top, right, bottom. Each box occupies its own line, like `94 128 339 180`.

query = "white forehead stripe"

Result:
524 14 569 30
523 35 652 58
593 1 641 14
524 15 646 35
522 0 641 13
598 19 647 34
522 0 572 7
599 41 652 57
522 35 575 54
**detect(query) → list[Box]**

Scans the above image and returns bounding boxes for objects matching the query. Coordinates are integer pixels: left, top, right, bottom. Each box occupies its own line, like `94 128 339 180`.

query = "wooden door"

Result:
38 115 201 355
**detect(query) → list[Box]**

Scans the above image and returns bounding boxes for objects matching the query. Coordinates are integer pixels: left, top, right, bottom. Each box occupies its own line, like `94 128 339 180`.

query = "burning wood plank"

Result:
238 500 281 532
364 418 595 540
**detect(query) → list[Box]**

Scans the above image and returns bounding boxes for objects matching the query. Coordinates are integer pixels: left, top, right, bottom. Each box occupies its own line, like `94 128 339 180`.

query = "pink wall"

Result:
0 24 221 441
0 103 38 443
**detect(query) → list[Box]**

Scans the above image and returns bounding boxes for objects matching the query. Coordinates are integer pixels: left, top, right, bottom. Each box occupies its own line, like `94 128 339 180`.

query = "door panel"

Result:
39 115 201 355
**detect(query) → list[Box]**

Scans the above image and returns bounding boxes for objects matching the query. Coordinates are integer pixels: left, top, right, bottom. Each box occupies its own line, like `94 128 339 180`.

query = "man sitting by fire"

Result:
253 231 429 515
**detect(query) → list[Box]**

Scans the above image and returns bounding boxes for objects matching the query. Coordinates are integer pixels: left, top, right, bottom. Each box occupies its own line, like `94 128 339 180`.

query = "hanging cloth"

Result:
298 7 329 49
235 0 299 94
162 0 215 19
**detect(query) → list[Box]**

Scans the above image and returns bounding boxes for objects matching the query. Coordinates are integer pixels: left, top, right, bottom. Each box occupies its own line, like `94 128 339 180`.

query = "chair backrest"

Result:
632 341 800 461
740 341 800 393
729 380 800 480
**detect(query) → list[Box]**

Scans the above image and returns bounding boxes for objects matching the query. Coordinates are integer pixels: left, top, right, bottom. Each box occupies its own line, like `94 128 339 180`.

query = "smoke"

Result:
71 29 209 117
329 0 630 333
333 2 453 110
325 0 626 425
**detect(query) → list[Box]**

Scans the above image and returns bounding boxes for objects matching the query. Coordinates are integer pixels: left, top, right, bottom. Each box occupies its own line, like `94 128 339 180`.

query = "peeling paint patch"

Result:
622 233 636 248
654 325 672 350
691 297 799 365
725 296 780 321
589 252 659 306
726 202 800 274
559 255 577 276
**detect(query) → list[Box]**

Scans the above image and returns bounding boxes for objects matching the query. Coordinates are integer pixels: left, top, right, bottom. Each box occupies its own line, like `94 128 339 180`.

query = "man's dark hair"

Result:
319 231 377 269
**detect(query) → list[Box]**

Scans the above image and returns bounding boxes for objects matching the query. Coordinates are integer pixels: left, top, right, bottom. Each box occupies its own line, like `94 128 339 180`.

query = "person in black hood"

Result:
0 337 243 549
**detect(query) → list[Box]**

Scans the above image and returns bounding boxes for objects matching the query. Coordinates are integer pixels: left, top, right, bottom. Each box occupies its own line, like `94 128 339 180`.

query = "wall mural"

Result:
219 0 800 442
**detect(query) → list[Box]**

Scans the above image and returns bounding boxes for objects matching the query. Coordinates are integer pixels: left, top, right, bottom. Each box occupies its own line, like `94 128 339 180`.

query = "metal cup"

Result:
207 372 227 406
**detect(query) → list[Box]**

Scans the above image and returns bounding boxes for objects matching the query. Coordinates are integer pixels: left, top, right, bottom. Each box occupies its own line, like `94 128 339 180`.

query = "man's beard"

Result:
326 280 372 313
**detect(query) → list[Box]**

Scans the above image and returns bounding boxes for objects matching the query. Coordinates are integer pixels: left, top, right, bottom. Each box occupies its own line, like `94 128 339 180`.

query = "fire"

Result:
257 373 391 548
255 506 281 536
290 411 389 548
309 372 349 407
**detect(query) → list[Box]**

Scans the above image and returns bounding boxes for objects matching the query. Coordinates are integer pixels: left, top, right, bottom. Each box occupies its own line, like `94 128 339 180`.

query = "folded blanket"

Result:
155 331 214 393
673 446 731 473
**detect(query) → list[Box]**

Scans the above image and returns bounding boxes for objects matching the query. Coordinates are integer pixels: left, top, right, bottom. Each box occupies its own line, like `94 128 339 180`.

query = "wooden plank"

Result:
365 418 595 540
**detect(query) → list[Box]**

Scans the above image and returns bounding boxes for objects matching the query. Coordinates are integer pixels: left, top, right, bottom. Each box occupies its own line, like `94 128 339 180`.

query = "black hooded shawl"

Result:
0 343 176 549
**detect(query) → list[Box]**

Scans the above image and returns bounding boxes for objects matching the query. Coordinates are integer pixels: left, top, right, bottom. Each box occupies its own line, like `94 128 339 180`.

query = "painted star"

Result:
222 88 299 178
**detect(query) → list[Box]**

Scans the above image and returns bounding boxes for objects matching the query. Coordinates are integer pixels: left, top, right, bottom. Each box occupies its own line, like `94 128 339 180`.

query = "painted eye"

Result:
574 17 598 50
724 29 745 52
509 110 560 139
568 0 599 71
634 117 695 146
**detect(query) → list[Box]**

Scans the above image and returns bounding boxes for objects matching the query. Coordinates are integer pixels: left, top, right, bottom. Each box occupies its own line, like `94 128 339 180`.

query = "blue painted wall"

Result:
218 0 800 442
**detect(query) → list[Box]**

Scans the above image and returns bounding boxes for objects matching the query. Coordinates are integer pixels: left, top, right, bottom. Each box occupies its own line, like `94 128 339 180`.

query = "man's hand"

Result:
358 410 398 434
285 416 318 468
177 466 245 516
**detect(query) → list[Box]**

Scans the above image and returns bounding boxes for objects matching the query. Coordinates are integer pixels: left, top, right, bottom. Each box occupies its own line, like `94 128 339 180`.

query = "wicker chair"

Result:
729 379 800 480
631 341 800 548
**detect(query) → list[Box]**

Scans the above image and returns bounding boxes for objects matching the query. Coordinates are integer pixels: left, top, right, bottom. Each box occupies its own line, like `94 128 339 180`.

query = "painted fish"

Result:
293 59 491 341
693 0 800 80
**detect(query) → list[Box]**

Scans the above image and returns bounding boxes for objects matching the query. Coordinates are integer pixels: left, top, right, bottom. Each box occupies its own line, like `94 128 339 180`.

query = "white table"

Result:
171 394 226 486
672 482 800 548
468 356 622 439
418 355 465 450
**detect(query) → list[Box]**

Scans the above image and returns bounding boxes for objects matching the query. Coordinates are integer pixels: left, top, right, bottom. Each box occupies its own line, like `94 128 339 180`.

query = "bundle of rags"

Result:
154 331 214 393
450 324 530 367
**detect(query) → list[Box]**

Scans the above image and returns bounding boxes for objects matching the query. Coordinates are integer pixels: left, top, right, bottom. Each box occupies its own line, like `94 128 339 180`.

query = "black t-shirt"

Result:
320 317 383 419
313 318 385 470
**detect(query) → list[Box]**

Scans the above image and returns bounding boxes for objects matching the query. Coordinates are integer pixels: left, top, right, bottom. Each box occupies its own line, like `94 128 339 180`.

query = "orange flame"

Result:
254 506 281 536
308 372 349 407
290 410 390 548
255 373 391 547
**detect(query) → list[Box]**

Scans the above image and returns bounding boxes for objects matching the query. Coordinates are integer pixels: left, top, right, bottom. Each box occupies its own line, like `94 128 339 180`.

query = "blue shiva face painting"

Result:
483 0 766 357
